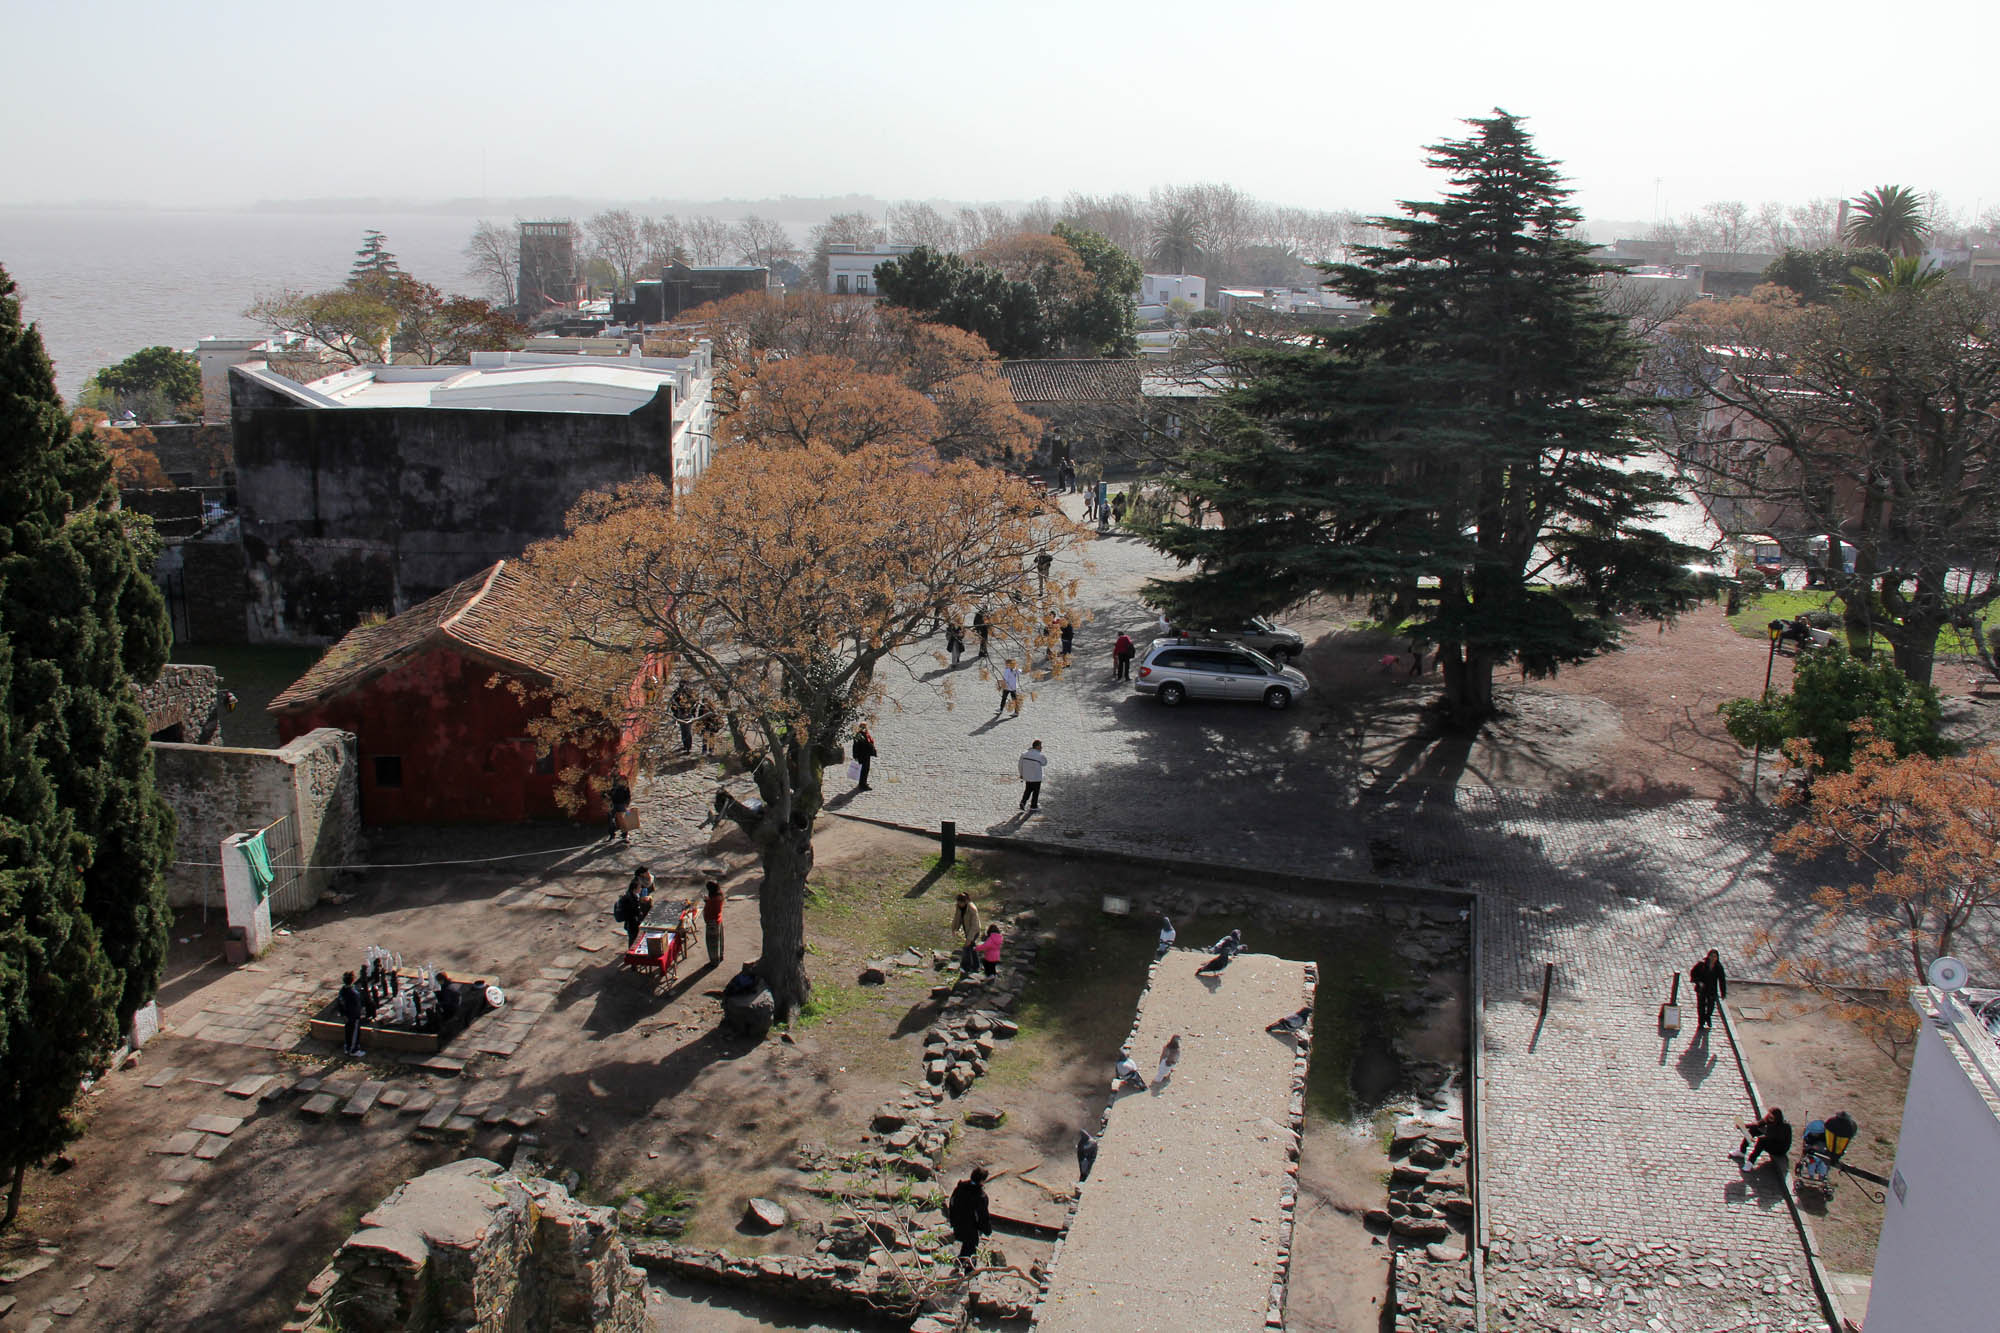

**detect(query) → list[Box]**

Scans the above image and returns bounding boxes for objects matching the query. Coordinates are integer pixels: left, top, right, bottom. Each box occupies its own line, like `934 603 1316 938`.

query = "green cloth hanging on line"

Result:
240 831 274 902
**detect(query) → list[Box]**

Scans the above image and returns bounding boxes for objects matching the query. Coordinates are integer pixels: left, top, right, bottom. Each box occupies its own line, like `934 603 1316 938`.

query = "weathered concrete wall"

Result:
180 537 250 645
144 422 235 488
150 727 358 908
231 366 676 644
321 1158 646 1333
137 663 225 744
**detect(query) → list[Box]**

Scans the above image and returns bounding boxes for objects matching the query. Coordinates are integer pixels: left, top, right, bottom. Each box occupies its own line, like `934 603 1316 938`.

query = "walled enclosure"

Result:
150 727 359 908
229 366 677 644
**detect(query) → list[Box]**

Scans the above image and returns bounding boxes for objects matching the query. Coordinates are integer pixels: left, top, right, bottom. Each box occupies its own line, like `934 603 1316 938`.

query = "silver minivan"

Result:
1132 640 1311 710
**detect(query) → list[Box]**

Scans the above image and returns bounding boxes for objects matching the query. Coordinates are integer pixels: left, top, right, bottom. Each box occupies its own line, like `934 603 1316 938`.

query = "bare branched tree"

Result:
463 220 519 307
586 209 645 297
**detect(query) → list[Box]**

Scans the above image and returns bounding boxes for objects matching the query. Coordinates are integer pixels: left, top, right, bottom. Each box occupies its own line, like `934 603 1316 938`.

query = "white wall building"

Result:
1139 272 1205 312
825 242 916 296
1864 984 2000 1332
196 335 275 423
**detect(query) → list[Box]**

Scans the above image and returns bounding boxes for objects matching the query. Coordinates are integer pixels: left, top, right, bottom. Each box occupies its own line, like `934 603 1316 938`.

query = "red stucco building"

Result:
270 561 654 824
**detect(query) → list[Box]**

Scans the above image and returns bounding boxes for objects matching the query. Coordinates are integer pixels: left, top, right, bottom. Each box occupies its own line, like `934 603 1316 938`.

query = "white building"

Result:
1864 983 2000 1332
196 335 276 423
1137 273 1206 323
825 242 916 296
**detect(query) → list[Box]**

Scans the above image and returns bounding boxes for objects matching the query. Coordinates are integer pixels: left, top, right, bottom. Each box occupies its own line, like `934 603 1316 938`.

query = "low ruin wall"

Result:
150 726 359 909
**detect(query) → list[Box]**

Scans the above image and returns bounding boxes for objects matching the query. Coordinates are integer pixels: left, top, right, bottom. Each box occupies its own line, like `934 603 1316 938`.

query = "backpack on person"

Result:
613 893 633 925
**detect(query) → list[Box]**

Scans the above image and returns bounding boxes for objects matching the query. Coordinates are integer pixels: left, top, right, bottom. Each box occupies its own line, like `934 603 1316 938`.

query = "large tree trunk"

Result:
4 1161 23 1231
1438 647 1497 731
754 824 815 1021
1888 618 1944 687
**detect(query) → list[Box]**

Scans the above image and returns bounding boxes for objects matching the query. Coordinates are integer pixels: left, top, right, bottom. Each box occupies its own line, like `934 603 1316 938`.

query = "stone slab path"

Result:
1036 950 1309 1333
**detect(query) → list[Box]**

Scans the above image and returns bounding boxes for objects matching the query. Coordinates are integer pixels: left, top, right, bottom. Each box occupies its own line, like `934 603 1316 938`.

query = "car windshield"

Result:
1238 646 1279 672
1248 616 1274 632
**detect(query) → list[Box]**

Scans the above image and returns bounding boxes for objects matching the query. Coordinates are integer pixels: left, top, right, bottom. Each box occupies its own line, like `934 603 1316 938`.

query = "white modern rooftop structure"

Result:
1864 982 2000 1332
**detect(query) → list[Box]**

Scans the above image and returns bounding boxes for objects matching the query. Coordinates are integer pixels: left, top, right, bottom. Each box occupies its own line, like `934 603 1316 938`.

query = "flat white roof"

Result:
301 360 676 415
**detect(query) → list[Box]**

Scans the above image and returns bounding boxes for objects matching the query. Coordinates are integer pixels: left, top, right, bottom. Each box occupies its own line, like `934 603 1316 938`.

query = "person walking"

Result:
1690 948 1727 1032
947 1168 993 1269
1111 491 1127 525
850 725 877 792
952 893 983 949
1059 619 1074 657
978 924 1003 976
702 879 725 965
670 683 698 753
615 872 650 949
1112 632 1135 681
1035 549 1054 593
338 971 366 1057
996 659 1022 716
973 609 990 659
1018 739 1047 812
946 622 966 665
607 778 634 843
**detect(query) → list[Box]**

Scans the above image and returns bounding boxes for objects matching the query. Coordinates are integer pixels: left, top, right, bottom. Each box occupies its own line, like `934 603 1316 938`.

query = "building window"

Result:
836 274 850 294
373 755 403 789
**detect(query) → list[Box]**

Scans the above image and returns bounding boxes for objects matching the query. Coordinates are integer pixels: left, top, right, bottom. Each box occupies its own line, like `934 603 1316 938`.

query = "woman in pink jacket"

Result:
977 925 1003 976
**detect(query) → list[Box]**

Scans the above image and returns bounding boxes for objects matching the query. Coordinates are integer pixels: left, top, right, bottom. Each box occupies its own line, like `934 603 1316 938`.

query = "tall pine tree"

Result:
1148 111 1701 727
0 263 174 1226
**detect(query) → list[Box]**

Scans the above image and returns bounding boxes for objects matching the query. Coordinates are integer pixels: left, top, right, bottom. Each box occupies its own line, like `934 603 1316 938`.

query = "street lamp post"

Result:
1749 621 1782 804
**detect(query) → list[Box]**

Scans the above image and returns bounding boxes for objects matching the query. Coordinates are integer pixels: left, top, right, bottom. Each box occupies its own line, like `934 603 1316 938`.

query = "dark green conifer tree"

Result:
1148 111 1703 727
0 264 174 1225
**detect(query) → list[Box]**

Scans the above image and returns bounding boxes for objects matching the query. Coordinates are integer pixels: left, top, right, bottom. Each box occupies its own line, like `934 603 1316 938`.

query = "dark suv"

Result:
1200 616 1305 663
1132 640 1311 710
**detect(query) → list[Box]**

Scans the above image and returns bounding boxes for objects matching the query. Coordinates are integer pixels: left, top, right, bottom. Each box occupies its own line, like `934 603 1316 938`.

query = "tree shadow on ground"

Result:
578 962 717 1039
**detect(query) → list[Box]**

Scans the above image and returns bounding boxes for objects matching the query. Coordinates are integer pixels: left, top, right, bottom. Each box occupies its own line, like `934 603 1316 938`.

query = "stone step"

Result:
300 1093 340 1119
342 1081 386 1119
415 1098 461 1132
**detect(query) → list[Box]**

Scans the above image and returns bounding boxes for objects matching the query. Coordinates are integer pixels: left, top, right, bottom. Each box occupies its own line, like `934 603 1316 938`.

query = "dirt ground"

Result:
0 820 1460 1333
1728 984 1911 1278
1284 596 2000 804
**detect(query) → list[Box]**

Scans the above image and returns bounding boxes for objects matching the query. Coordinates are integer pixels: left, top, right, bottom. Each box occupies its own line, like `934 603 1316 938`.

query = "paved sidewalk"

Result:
1036 950 1310 1333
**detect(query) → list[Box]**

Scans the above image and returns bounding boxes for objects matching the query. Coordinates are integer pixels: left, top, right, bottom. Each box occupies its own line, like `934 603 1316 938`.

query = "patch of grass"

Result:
1728 588 1998 659
791 979 866 1028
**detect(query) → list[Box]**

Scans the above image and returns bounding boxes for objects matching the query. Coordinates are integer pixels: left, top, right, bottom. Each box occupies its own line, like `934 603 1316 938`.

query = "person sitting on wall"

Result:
723 962 763 998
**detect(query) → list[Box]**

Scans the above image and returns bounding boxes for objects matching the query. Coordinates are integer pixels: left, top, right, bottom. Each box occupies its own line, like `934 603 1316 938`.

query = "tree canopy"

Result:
1843 185 1932 258
523 442 1082 1015
1760 246 1891 304
877 226 1141 358
1143 110 1703 727
248 274 524 366
1720 645 1950 774
0 264 175 1225
78 345 200 422
1669 278 2000 684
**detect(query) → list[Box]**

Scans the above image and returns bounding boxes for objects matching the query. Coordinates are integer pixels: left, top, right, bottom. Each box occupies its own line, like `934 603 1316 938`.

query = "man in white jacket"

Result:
1018 740 1048 812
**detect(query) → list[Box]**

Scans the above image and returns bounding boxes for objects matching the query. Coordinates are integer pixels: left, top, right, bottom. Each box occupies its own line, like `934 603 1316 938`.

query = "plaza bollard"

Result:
940 820 956 868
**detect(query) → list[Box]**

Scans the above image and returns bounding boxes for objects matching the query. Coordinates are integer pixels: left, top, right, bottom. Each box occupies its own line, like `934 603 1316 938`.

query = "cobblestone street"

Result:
723 496 1839 1332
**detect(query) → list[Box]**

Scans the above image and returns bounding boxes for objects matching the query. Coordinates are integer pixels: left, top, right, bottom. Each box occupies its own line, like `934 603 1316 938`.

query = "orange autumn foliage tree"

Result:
722 355 942 455
70 409 170 489
1765 730 2000 1041
523 441 1085 1015
683 291 1039 463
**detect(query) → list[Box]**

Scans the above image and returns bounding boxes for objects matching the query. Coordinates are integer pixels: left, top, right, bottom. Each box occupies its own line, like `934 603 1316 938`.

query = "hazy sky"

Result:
5 0 1997 222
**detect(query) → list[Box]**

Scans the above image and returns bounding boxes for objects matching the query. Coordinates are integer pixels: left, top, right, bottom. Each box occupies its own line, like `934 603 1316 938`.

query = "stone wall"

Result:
144 422 234 488
230 365 676 644
137 663 225 744
317 1158 646 1333
150 727 358 908
179 537 250 645
121 486 206 538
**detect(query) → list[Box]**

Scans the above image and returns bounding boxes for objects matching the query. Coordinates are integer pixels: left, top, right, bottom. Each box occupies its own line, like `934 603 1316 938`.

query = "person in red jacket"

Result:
702 880 725 965
1112 632 1135 680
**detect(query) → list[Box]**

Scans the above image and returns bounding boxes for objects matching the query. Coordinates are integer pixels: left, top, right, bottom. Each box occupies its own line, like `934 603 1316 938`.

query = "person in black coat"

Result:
851 726 877 792
1690 949 1727 1032
337 971 365 1056
1731 1107 1793 1170
947 1167 992 1267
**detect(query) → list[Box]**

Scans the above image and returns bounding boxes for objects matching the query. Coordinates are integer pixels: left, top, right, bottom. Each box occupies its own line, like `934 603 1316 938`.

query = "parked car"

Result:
1132 640 1310 710
1196 616 1306 662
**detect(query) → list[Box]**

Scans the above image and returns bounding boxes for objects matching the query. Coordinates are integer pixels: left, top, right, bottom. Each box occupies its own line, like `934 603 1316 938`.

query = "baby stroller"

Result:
1793 1110 1857 1198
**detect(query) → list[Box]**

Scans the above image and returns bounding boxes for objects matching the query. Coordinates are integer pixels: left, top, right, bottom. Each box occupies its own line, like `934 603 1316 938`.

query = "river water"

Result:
0 210 488 400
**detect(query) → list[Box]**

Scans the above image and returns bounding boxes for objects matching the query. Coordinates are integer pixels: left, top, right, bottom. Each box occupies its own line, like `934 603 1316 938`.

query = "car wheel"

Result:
1158 682 1187 707
1263 686 1292 711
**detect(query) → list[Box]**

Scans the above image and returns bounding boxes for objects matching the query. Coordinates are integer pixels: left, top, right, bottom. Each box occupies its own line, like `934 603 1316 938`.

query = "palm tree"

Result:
1148 206 1207 274
1844 186 1932 257
1845 254 1947 297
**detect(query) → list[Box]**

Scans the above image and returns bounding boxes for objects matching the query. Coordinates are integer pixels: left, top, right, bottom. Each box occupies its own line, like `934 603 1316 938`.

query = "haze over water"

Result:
0 210 481 401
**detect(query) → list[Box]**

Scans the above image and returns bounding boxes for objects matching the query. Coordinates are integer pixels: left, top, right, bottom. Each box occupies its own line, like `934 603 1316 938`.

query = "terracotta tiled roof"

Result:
1000 359 1144 405
269 561 595 711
